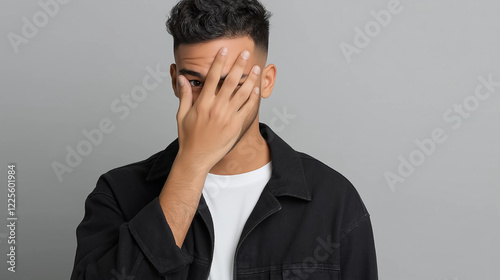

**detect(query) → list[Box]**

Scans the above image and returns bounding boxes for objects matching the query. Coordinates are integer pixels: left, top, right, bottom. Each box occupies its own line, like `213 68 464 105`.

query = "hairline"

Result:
172 35 269 56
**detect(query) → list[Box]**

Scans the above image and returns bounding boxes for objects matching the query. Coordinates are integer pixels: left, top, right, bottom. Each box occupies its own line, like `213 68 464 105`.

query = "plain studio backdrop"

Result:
1 0 499 279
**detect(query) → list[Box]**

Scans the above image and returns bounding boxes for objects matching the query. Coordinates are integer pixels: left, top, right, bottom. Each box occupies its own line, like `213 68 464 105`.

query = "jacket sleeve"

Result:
339 213 378 280
70 174 193 279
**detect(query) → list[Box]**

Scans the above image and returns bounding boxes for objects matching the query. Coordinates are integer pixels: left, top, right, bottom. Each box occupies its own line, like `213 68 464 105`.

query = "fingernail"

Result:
220 47 228 56
241 50 250 60
253 66 261 74
178 76 185 86
254 87 260 94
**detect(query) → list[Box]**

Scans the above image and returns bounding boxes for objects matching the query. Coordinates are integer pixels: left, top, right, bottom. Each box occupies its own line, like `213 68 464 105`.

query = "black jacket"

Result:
71 122 378 279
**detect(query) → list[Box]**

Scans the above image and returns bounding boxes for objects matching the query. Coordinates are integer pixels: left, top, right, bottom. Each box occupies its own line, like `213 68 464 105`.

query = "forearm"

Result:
158 152 210 248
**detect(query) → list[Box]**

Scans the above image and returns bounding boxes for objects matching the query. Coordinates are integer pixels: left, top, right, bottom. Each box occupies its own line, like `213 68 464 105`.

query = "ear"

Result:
260 64 276 99
170 63 179 98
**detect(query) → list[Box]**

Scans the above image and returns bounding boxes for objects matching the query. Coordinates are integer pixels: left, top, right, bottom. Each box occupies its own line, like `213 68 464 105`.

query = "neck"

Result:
209 120 271 175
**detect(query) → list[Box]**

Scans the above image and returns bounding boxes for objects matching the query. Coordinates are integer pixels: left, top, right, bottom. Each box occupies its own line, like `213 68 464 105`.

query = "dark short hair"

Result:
166 0 272 53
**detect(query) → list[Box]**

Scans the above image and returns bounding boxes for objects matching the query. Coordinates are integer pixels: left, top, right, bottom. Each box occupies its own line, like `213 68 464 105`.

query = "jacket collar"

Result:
146 122 311 201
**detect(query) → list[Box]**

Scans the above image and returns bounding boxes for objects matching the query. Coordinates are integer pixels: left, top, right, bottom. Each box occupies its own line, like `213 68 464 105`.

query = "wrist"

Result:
173 150 212 175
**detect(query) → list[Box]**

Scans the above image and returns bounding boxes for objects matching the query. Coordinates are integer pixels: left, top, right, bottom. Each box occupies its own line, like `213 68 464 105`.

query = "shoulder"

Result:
296 150 370 225
91 150 163 196
85 149 167 220
296 151 361 199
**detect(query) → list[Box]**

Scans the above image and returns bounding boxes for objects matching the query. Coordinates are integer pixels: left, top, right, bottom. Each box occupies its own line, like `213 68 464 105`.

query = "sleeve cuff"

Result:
128 196 193 274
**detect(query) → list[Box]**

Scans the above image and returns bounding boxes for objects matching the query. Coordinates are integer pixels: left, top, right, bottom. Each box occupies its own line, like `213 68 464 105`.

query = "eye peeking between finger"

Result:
189 79 244 89
189 80 203 87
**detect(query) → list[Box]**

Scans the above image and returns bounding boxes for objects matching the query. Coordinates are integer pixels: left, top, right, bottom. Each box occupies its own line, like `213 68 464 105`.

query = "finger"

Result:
216 50 250 101
229 64 260 112
176 75 193 121
235 86 260 121
197 47 229 104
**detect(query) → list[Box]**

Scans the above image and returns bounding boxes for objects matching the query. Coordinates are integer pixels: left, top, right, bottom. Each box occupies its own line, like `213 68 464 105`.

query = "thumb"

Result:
176 75 192 120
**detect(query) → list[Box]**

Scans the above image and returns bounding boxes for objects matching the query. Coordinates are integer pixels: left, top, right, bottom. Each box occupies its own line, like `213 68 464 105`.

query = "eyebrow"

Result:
179 69 248 81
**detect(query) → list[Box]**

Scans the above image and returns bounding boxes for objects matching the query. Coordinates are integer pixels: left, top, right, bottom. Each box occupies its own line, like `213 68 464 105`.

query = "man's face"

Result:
170 36 267 141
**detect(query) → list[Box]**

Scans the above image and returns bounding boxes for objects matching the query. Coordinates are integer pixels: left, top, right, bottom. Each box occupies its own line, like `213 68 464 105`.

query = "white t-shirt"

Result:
202 161 273 280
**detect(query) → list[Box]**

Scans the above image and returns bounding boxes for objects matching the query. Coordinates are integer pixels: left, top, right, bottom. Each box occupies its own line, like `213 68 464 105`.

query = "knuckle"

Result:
238 56 249 66
196 103 209 113
250 70 260 80
225 75 240 87
240 72 258 88
210 107 222 119
231 96 242 106
206 71 219 83
241 80 255 92
223 116 232 126
207 64 224 81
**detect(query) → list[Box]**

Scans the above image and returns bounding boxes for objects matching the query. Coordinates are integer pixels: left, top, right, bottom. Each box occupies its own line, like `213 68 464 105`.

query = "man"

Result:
70 0 378 279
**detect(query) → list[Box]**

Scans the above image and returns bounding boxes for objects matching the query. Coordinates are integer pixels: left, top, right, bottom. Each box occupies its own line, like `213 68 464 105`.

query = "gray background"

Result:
1 0 499 279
